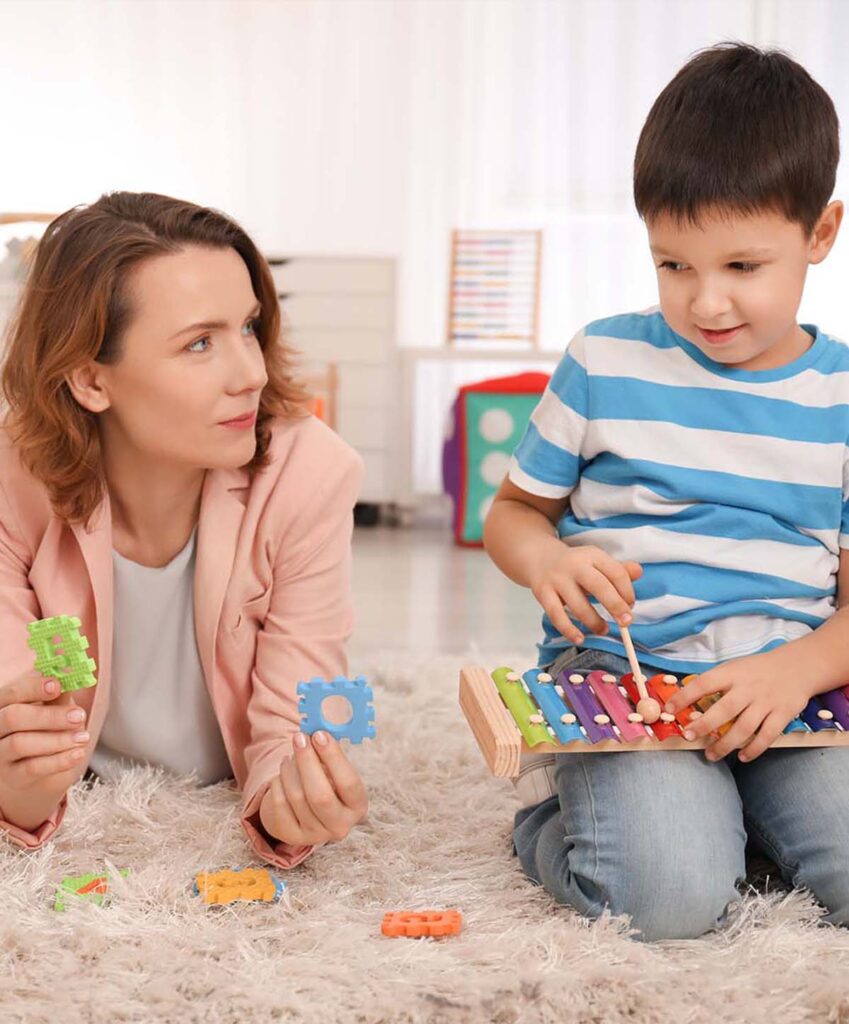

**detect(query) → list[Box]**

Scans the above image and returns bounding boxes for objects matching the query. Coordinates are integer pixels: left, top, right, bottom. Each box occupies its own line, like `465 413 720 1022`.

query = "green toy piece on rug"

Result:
53 868 130 912
27 615 97 692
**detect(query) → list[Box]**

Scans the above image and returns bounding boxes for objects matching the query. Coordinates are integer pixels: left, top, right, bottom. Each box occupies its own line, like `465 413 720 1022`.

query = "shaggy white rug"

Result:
3 651 849 1024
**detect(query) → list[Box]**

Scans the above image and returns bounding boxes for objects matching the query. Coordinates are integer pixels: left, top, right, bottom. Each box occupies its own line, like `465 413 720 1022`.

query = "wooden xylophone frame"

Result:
459 665 849 778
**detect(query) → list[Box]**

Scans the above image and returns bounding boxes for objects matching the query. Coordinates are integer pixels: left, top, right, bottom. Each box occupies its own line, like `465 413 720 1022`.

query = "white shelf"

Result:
272 255 399 506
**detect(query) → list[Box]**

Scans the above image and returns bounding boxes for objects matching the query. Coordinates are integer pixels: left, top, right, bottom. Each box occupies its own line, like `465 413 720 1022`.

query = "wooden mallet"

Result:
620 625 662 725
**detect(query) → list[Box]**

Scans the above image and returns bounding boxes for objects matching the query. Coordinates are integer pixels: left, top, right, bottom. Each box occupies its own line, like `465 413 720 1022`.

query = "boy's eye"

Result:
657 260 760 274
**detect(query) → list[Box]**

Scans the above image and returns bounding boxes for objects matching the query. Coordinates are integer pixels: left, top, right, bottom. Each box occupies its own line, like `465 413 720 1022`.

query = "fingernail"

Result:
706 753 716 762
620 613 632 625
67 709 85 723
44 679 57 696
294 732 308 749
71 748 85 761
313 731 329 746
574 634 584 644
684 730 695 741
72 731 90 744
664 703 672 713
738 753 749 762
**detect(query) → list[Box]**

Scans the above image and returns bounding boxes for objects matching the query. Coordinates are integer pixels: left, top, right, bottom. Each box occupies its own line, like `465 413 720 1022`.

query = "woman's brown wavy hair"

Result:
1 191 308 526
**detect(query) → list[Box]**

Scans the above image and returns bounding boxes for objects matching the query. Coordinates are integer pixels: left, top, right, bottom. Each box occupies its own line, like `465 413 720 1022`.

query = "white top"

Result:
89 528 233 786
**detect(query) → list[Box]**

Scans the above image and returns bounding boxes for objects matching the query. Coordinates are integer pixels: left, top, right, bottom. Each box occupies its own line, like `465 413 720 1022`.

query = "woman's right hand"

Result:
528 542 643 645
0 671 90 791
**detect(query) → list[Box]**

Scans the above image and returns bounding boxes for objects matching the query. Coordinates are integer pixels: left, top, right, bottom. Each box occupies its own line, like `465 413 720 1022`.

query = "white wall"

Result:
2 0 849 350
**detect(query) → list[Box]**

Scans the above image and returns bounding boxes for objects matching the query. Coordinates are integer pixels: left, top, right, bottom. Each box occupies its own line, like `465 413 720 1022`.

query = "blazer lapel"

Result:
194 467 249 696
68 494 114 739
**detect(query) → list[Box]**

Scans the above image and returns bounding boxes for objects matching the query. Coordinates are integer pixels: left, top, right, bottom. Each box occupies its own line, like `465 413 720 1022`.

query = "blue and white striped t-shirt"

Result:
509 307 849 675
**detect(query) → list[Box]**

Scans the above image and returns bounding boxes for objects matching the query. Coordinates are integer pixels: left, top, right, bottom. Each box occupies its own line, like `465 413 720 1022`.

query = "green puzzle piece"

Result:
27 615 97 692
53 869 130 912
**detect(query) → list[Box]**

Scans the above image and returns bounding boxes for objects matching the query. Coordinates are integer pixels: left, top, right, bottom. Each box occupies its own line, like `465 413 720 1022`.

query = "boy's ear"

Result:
808 200 844 264
65 361 112 414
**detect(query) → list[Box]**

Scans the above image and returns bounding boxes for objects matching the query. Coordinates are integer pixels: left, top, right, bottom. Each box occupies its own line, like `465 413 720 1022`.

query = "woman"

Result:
0 192 367 868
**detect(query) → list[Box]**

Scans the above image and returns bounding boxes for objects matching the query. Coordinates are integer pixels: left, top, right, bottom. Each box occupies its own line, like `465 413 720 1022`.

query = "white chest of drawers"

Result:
270 256 400 508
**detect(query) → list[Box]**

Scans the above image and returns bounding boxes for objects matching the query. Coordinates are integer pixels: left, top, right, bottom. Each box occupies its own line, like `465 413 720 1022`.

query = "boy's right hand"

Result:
0 671 89 789
528 543 643 644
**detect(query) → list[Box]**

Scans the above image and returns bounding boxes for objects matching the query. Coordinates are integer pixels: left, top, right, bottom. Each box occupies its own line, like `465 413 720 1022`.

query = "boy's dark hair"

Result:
634 42 839 236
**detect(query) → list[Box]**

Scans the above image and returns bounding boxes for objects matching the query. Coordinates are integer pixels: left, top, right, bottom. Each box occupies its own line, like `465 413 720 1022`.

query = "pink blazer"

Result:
0 415 362 869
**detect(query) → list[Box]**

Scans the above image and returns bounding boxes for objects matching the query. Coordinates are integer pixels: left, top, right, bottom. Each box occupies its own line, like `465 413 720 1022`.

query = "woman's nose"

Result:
228 341 267 393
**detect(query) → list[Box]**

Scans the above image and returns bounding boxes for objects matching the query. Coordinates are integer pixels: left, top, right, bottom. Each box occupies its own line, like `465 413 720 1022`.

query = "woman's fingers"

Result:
309 733 368 822
0 727 90 765
280 749 330 841
0 700 86 740
262 775 306 845
0 672 61 710
7 745 88 784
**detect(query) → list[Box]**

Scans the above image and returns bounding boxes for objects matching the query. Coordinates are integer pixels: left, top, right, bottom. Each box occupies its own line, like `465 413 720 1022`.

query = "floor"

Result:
348 524 542 662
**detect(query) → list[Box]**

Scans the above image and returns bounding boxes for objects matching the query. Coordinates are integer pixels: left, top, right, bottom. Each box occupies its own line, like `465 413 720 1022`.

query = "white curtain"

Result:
3 0 847 351
3 0 848 493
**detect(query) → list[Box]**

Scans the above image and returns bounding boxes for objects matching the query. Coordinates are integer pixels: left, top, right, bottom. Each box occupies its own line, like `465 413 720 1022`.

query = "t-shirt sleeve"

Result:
508 327 589 499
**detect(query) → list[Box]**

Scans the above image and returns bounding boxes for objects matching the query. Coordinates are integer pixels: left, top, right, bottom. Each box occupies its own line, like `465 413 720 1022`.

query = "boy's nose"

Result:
690 286 733 322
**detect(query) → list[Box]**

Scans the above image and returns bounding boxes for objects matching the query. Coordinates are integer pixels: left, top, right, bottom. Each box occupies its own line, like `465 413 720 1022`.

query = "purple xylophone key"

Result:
800 696 840 732
817 688 849 730
556 671 618 743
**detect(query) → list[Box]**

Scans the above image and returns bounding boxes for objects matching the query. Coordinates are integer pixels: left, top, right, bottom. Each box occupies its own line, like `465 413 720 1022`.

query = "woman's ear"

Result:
808 199 844 265
65 361 112 414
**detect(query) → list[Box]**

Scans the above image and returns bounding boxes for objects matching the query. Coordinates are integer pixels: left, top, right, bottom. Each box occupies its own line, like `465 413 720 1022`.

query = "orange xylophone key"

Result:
649 673 698 729
682 675 732 736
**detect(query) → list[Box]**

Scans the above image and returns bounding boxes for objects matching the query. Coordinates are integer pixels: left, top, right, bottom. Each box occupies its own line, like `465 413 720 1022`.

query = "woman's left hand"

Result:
663 648 814 763
260 730 368 846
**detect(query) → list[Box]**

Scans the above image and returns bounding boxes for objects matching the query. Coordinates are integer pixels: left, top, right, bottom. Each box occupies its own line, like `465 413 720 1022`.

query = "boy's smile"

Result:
646 203 842 372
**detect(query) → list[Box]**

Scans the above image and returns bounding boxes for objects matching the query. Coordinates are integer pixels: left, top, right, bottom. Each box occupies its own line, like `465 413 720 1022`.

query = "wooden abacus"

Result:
459 665 849 777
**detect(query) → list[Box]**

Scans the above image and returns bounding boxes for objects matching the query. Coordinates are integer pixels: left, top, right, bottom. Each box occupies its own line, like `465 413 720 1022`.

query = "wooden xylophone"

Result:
459 665 849 777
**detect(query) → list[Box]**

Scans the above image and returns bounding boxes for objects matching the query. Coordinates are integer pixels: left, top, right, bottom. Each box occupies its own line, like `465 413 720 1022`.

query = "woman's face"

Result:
93 245 269 472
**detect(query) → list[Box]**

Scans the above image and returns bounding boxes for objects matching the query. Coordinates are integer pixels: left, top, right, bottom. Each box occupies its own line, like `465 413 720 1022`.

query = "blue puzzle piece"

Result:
297 676 376 744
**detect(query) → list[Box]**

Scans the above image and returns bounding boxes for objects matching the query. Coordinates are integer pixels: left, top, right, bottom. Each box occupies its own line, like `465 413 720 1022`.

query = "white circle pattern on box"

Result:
479 496 494 522
480 451 511 487
479 408 514 444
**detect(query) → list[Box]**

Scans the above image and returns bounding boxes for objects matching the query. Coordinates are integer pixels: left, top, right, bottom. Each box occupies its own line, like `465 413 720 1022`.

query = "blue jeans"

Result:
513 647 849 941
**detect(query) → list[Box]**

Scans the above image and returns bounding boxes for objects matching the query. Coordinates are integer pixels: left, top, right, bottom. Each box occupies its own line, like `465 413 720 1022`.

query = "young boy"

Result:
484 42 849 941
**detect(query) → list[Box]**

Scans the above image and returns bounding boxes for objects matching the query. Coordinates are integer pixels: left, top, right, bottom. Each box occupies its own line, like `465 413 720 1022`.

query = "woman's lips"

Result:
697 324 745 345
219 411 257 429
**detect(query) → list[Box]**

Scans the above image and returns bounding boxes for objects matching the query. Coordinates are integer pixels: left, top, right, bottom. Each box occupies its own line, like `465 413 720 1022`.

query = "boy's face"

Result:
647 204 841 371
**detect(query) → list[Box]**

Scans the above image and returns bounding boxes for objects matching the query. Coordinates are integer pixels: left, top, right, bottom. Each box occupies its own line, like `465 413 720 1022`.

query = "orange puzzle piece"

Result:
194 867 284 906
381 910 462 938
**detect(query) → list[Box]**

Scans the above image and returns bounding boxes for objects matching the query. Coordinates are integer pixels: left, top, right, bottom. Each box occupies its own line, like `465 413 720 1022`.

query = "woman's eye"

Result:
186 337 210 353
730 262 759 273
243 317 261 338
658 261 686 272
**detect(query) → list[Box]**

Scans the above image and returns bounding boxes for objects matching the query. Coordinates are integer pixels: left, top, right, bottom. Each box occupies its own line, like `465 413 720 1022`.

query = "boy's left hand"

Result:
663 649 814 763
260 730 368 847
